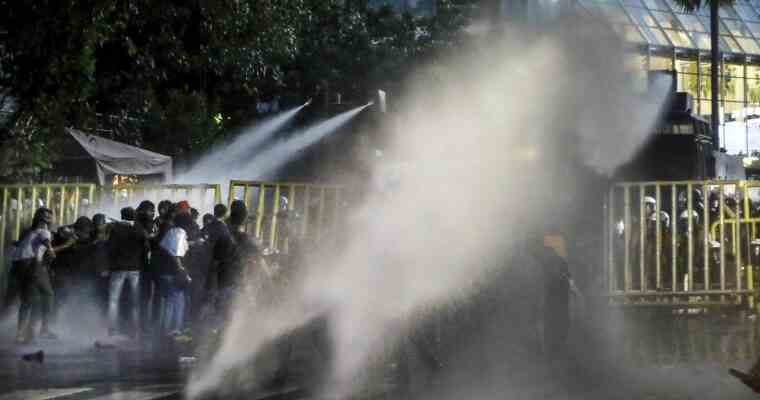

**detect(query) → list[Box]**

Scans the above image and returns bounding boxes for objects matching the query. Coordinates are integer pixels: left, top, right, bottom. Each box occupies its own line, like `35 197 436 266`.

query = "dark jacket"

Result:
202 219 234 263
107 222 147 271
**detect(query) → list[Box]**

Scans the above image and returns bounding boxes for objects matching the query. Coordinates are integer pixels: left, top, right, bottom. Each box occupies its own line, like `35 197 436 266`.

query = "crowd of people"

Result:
2 198 270 344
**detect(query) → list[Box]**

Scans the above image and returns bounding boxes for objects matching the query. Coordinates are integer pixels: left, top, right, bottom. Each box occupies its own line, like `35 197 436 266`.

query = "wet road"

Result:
2 310 760 399
0 336 187 400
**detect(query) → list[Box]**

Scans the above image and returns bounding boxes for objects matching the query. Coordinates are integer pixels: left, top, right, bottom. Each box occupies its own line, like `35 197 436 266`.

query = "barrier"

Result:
0 183 97 297
0 183 97 248
103 183 222 216
605 180 760 308
227 180 348 251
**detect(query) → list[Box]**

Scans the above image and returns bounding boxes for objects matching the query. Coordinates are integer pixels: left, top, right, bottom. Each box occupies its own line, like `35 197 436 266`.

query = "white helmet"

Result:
643 196 656 205
648 210 670 228
615 220 625 236
279 195 289 211
679 210 700 225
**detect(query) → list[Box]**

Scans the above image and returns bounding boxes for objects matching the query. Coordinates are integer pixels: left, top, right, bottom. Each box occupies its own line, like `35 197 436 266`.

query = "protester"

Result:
15 207 75 343
174 201 207 327
155 203 192 335
191 208 200 225
202 213 214 229
51 216 96 324
201 204 234 318
135 201 159 333
106 207 144 337
92 213 111 315
218 200 258 315
143 199 174 332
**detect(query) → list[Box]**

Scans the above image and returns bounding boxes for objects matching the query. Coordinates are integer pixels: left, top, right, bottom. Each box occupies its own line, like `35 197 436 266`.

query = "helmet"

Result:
615 220 625 236
279 196 289 211
648 210 670 228
643 196 656 206
679 209 700 225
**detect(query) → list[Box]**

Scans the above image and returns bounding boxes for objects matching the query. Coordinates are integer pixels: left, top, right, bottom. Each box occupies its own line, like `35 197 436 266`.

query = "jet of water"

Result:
177 103 308 184
187 18 672 400
233 102 373 180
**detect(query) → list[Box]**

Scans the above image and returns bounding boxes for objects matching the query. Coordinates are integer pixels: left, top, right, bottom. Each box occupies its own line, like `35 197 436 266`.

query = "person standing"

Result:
133 201 158 334
92 214 111 316
15 207 74 343
106 207 143 337
156 203 192 335
200 204 233 316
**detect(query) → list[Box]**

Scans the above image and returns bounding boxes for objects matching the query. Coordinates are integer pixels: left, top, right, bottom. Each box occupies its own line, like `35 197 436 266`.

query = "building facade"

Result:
573 0 760 156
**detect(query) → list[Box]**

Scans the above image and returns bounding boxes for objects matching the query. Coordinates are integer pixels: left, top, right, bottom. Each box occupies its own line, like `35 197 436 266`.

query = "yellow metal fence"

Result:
228 180 347 251
0 182 221 295
605 180 760 308
105 183 222 215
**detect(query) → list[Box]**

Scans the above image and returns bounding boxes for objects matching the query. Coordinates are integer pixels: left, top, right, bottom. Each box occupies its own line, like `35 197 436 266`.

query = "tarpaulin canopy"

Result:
66 128 173 185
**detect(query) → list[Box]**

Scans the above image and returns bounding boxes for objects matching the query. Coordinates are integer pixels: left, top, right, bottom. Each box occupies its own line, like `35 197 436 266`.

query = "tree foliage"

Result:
0 0 476 181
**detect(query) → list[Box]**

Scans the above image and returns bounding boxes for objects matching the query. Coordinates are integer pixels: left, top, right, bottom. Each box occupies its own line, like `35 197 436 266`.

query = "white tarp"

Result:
66 128 173 184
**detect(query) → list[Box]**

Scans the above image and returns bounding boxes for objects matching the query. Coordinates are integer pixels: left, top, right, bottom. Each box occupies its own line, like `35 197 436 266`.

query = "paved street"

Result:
2 310 760 399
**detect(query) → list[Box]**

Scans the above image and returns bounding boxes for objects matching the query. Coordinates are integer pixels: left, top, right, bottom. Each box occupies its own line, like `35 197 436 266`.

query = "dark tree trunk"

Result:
711 0 720 149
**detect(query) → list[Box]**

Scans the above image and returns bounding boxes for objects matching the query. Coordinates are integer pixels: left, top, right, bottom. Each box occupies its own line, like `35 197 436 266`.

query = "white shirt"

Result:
160 227 189 257
16 228 51 261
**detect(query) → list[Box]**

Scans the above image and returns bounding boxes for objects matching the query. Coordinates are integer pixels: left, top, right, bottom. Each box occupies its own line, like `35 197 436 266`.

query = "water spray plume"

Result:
234 102 372 179
188 19 670 400
177 102 308 184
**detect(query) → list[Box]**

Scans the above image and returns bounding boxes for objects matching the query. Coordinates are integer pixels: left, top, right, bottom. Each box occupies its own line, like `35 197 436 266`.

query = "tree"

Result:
671 0 736 149
0 0 476 181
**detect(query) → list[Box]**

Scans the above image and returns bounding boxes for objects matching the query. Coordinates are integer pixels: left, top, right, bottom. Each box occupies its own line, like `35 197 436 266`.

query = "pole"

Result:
711 0 720 150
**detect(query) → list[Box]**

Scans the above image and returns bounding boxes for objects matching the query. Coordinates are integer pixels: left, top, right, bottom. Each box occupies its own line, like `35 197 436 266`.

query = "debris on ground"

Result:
21 350 44 363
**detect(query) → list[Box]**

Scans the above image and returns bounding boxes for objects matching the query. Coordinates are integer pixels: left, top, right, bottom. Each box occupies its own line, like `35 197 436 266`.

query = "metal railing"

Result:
0 183 97 296
228 180 347 251
605 180 760 308
103 184 222 215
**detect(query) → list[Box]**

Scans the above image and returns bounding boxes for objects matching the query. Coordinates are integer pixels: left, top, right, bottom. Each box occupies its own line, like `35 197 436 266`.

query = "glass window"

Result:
651 53 674 70
748 65 760 81
724 101 745 122
677 13 706 32
726 62 746 79
678 72 699 98
736 4 760 21
690 32 712 49
676 57 698 74
700 99 712 117
700 61 713 99
642 0 670 11
736 37 760 54
640 25 673 45
747 78 760 105
723 18 754 37
664 28 694 47
622 0 643 6
651 11 681 29
723 35 745 53
720 6 740 19
722 71 746 102
700 16 730 35
616 24 648 43
627 6 657 26
746 22 760 37
665 29 694 48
